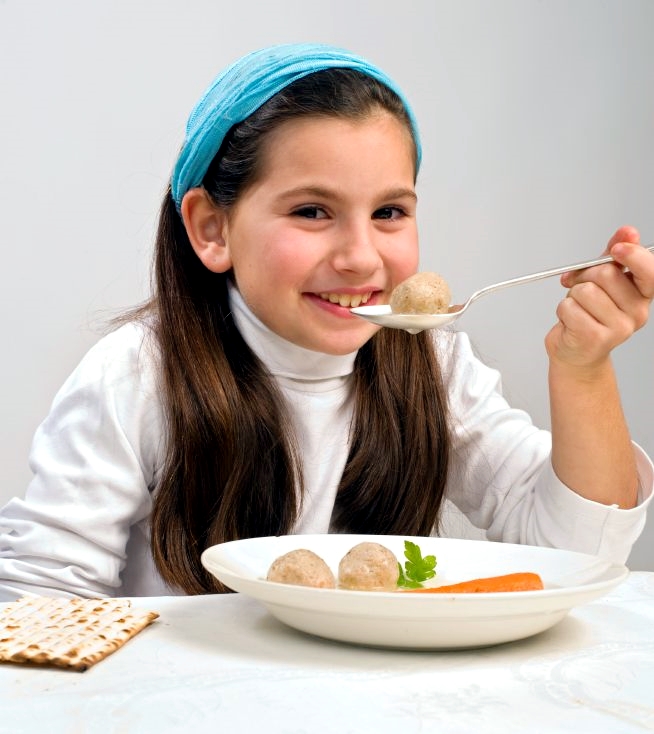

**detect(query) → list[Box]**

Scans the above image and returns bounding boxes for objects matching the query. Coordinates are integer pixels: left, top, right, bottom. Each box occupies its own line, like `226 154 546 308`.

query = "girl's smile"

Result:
220 112 419 355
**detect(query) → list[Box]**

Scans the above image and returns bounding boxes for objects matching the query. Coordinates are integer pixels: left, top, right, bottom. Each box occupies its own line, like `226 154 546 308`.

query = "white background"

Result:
0 0 652 568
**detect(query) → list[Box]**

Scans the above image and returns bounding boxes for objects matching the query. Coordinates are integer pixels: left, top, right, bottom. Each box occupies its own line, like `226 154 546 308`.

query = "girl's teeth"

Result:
319 292 371 307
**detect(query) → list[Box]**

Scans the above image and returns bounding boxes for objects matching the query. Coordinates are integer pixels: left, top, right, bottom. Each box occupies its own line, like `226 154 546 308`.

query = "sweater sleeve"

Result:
439 330 653 563
0 322 164 601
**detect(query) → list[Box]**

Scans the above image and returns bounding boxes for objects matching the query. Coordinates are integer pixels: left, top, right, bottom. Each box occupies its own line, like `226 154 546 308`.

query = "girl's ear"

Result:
180 188 232 273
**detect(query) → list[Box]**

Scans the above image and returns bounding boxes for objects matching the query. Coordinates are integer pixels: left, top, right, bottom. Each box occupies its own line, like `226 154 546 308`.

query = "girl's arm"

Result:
546 226 654 508
0 323 161 601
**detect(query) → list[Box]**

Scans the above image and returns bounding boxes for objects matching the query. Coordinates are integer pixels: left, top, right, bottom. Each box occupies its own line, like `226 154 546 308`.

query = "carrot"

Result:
404 572 544 593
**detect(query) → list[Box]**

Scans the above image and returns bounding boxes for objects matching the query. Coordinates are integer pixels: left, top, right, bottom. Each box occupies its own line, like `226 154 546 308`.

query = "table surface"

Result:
1 572 653 734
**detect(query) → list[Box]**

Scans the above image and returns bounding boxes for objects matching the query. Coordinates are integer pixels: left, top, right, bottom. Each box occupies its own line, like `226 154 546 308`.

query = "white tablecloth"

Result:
1 572 653 734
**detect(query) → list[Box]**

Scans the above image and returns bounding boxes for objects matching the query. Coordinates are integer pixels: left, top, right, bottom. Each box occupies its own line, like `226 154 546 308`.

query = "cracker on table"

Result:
0 595 159 671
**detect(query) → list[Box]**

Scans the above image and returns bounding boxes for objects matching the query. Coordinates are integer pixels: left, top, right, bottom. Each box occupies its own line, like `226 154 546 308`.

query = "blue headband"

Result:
171 43 422 210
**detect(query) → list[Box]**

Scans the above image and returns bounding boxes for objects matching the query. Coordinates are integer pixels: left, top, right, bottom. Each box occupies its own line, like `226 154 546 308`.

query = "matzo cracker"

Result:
0 595 159 671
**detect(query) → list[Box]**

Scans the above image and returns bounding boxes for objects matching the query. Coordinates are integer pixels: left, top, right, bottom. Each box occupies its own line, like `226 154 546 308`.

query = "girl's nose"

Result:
331 220 384 275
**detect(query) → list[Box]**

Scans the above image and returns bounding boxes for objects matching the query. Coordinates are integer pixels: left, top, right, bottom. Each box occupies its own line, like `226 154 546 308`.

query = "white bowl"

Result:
201 534 628 650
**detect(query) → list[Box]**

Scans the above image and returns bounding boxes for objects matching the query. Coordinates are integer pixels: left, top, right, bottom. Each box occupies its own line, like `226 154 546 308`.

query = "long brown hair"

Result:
148 69 450 593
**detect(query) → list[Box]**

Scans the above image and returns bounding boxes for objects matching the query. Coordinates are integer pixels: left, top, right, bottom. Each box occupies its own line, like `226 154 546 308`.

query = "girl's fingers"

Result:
559 238 653 333
609 241 654 301
561 282 636 345
605 225 640 252
548 227 651 367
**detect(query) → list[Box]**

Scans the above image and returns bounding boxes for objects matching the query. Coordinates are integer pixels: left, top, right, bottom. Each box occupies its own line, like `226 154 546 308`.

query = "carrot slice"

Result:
405 572 544 593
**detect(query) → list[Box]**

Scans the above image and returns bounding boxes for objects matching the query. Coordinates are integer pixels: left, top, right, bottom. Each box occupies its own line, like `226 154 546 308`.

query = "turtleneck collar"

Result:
228 281 358 381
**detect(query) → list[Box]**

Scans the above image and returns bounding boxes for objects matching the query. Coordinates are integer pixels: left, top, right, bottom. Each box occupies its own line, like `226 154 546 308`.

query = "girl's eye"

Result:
293 206 327 219
373 206 405 221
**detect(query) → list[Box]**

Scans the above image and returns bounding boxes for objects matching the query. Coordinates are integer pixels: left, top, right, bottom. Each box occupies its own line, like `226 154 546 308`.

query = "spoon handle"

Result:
468 243 654 305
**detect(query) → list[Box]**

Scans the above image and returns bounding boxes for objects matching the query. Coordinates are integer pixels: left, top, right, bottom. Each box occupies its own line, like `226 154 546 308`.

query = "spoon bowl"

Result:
351 243 654 334
349 305 462 334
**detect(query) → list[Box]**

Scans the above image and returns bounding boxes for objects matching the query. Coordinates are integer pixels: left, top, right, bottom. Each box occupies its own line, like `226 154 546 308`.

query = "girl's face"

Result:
222 111 419 355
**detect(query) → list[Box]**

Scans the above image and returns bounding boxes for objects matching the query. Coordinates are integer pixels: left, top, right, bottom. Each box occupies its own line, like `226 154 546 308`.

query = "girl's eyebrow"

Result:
276 185 418 203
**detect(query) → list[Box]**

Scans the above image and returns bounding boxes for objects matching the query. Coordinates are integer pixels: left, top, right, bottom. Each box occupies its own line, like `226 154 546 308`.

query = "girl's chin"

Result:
302 327 379 356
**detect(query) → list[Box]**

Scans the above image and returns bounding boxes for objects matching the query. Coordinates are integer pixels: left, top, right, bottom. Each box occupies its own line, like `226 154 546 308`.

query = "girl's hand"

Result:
545 226 654 372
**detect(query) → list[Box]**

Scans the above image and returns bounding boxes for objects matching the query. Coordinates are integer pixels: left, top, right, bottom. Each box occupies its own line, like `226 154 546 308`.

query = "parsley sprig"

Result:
397 540 437 589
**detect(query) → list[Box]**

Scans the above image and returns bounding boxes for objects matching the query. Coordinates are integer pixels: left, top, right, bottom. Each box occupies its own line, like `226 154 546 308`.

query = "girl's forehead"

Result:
237 113 417 206
258 112 417 170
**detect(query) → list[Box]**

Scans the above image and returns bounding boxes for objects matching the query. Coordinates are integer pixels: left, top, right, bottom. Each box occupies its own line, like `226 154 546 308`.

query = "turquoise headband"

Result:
171 43 422 210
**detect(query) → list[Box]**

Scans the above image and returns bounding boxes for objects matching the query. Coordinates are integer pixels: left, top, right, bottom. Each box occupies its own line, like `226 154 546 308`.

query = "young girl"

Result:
0 43 652 600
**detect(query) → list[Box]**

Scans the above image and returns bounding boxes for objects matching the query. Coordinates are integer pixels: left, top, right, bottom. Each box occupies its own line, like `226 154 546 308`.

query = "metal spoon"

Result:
351 244 654 334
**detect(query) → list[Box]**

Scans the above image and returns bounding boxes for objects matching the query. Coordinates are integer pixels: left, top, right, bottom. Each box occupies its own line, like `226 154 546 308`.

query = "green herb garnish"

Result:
397 540 437 589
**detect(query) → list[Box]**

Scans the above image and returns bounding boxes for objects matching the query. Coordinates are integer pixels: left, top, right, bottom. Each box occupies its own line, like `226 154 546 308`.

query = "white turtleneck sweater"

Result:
0 288 651 600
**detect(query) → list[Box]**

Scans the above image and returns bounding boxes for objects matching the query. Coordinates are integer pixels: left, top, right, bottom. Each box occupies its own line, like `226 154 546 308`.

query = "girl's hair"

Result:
148 68 450 594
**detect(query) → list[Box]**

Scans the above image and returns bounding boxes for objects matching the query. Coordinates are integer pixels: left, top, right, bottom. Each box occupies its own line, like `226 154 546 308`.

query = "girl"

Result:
0 44 652 600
